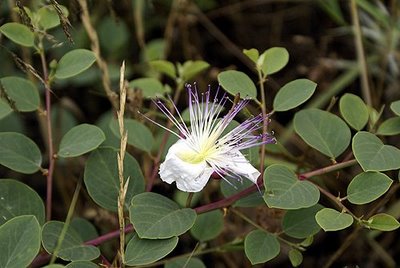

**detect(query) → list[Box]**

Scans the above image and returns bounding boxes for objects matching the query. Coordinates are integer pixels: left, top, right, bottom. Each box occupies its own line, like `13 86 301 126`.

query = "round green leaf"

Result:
282 204 323 239
98 17 129 55
273 79 317 112
149 60 176 79
180 60 209 81
259 47 289 75
243 48 259 63
315 208 353 231
376 117 400 136
0 99 12 120
70 218 98 242
263 164 320 209
221 178 264 207
42 221 100 261
84 148 145 211
218 70 257 99
38 5 69 30
289 249 303 267
347 172 392 205
244 230 280 265
365 213 400 231
129 192 196 239
165 257 206 268
0 179 45 226
43 265 64 268
1 76 40 112
390 100 400 116
294 109 351 158
0 215 41 268
110 119 154 152
0 132 42 174
0 22 34 47
65 261 97 268
129 78 165 99
58 124 105 158
190 210 224 241
352 131 400 171
124 235 178 266
55 49 96 79
339 93 369 130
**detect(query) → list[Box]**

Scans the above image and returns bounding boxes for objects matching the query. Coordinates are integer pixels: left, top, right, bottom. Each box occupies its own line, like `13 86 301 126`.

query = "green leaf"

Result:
339 93 369 130
43 265 65 268
0 215 41 268
289 249 303 267
38 5 69 30
65 261 97 268
110 119 154 152
84 148 145 211
243 48 259 63
244 230 280 265
352 131 400 171
70 218 98 242
98 17 129 55
1 76 40 112
129 192 196 239
149 60 176 79
282 204 323 239
0 132 42 174
55 49 96 79
165 257 206 268
263 165 320 209
42 221 100 261
0 99 12 120
0 179 45 226
180 60 209 81
0 22 34 47
190 210 223 241
273 79 317 112
129 78 165 98
258 47 289 75
376 117 400 136
221 178 264 207
390 100 400 116
347 172 392 205
294 109 351 158
218 70 257 99
365 213 400 231
124 234 178 266
315 208 353 231
58 124 105 158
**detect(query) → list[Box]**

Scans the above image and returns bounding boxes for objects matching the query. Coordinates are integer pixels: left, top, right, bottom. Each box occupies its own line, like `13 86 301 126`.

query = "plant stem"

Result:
39 41 55 221
299 159 358 180
350 0 372 107
257 70 268 180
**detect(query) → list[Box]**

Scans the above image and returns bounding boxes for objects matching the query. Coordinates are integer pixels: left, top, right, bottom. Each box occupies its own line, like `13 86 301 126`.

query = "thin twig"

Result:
257 70 268 181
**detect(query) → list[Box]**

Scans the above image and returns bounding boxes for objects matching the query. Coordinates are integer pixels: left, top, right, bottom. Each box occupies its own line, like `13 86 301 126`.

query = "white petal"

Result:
221 150 260 183
159 140 214 192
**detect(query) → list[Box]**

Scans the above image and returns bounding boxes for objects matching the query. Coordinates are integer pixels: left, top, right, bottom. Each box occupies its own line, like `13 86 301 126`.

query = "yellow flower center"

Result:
177 137 217 164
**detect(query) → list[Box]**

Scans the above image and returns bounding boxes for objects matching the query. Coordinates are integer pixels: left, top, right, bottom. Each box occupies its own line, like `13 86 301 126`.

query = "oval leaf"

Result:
390 100 400 116
1 76 40 112
124 235 178 266
129 192 196 239
129 78 165 99
0 132 42 174
58 124 105 158
282 204 323 239
0 22 34 47
218 70 257 99
0 215 41 268
273 79 317 112
244 230 280 265
347 172 392 205
55 49 96 79
180 60 209 81
376 117 400 136
339 93 369 130
259 47 289 75
289 249 303 267
65 261 97 268
84 148 145 211
190 210 224 241
315 208 353 231
0 179 45 226
42 221 100 261
352 131 400 171
243 48 259 63
263 164 320 209
110 119 154 152
365 213 400 231
294 109 351 158
38 5 69 30
0 99 12 120
149 60 176 79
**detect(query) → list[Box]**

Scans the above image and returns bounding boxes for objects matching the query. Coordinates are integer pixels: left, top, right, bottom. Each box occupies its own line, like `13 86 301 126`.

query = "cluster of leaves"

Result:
0 1 399 268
